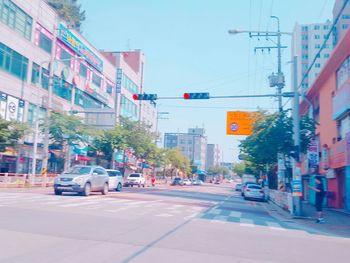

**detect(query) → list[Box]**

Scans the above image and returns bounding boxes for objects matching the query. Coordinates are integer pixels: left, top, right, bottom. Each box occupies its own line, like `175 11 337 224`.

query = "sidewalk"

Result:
265 200 350 238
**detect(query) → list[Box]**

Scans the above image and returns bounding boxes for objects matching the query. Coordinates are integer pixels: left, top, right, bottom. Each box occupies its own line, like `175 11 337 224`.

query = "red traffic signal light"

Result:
183 92 210 99
132 94 158 101
132 94 139 100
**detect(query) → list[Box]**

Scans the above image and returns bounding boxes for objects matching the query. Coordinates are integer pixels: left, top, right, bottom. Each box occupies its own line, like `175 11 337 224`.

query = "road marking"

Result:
266 221 286 231
239 218 254 227
229 211 242 217
156 213 173 217
184 213 198 220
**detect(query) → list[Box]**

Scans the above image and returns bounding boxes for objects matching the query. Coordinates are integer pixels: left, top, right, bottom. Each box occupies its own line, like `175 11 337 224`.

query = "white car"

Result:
183 179 192 186
243 184 265 201
124 173 146 187
106 169 123 191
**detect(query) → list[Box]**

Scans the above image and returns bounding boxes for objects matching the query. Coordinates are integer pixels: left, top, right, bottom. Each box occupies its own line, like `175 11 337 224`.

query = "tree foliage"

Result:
0 118 27 152
48 0 86 32
207 165 230 176
239 110 316 173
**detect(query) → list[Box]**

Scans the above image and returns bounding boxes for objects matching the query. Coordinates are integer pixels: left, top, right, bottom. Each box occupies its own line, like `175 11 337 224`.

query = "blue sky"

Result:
80 0 334 163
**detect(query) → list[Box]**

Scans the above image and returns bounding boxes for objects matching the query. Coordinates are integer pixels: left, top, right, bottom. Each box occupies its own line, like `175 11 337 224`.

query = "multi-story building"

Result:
164 128 207 170
300 25 350 212
206 144 220 170
333 0 350 46
0 0 116 173
292 20 333 91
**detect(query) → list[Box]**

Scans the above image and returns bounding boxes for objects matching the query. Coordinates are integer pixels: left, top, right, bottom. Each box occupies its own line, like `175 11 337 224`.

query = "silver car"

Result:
54 165 109 196
243 184 265 201
106 169 123 191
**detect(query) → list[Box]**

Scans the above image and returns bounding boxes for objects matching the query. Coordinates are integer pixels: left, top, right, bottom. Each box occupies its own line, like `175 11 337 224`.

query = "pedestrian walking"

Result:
308 175 325 223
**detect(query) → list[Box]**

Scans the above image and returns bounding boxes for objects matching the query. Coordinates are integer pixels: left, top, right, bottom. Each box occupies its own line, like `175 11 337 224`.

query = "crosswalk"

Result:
0 192 204 219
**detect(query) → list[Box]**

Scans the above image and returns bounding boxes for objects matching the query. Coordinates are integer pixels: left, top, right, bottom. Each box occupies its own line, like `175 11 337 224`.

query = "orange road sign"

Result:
226 111 258 136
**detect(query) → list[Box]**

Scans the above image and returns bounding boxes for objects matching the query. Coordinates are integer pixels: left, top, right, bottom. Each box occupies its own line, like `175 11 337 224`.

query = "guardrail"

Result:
0 173 58 188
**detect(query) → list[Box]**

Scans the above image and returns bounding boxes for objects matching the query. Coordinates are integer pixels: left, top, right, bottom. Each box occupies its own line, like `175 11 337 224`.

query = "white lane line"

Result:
59 201 101 207
229 211 242 217
266 221 286 231
184 212 198 220
156 213 173 217
239 218 255 227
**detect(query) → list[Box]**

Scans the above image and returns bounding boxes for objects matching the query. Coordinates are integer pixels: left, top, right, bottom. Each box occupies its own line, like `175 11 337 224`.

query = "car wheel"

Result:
116 183 122 192
54 189 62 195
131 185 133 187
82 183 91 196
101 183 108 195
142 184 145 188
138 183 141 188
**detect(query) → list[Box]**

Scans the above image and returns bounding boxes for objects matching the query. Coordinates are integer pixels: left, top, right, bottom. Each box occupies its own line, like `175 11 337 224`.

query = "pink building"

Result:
301 26 350 211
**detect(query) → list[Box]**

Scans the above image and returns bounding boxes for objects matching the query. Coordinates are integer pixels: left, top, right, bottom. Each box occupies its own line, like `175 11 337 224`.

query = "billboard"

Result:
226 111 258 136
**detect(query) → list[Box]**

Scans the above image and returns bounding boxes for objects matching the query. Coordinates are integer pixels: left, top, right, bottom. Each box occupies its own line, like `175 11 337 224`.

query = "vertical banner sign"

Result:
226 111 258 136
307 140 319 169
0 93 7 119
18 100 24 122
116 68 122 94
292 180 303 197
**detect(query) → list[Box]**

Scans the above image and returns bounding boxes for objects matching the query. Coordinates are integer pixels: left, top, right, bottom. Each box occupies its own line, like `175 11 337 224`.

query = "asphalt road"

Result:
0 183 350 263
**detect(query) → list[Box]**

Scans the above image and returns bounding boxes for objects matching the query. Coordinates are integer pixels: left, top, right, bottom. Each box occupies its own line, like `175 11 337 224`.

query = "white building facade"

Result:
206 144 220 170
0 0 116 173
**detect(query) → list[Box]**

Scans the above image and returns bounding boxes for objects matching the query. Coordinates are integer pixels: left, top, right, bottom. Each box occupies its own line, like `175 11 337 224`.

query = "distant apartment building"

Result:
333 0 350 46
292 20 333 91
206 144 220 170
220 162 233 171
164 128 207 170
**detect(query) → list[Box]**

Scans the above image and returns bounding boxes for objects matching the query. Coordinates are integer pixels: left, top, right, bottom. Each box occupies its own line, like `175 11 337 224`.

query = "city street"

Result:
1 183 350 263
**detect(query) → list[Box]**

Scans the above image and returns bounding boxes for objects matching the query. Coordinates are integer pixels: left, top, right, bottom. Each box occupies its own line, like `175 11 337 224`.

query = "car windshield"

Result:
64 166 91 175
129 174 140 177
107 171 120 177
248 185 262 189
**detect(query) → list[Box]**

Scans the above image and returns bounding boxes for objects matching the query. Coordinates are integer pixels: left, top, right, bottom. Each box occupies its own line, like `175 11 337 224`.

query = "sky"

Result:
80 0 334 163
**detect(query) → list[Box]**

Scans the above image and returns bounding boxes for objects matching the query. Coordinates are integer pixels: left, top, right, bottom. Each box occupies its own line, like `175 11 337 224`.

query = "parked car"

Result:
183 179 192 186
54 165 109 196
171 177 184 186
124 173 145 187
106 169 123 191
192 179 204 186
243 184 265 201
235 183 242 192
241 182 259 196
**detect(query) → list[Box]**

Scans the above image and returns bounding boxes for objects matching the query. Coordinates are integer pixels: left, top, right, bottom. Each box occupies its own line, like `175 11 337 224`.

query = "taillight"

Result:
246 189 251 192
259 190 264 193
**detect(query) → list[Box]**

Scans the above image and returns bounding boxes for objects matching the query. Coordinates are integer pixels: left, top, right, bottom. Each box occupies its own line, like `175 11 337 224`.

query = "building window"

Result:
79 63 87 78
74 88 104 109
342 14 350 19
60 48 71 67
92 72 101 87
302 45 308 50
0 0 33 40
324 53 330 59
31 62 39 84
0 42 28 80
302 35 308 40
302 54 308 59
314 25 320 30
338 116 350 140
39 31 52 53
53 76 72 101
315 35 320 39
106 83 113 95
336 57 349 89
315 44 321 48
342 24 349 29
302 26 308 31
122 74 139 94
324 34 329 39
41 67 49 90
315 63 321 68
323 25 330 30
120 95 137 119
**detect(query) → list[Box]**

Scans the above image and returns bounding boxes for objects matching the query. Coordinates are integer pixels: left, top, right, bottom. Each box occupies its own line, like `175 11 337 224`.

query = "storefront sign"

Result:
292 180 303 197
326 169 336 179
307 140 319 169
58 23 103 72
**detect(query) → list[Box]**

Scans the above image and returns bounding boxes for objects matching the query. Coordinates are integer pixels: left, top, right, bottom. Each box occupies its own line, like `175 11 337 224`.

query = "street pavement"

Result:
0 183 350 263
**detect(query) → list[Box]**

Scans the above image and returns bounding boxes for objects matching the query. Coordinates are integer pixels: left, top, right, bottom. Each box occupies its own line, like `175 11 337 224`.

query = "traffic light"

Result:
183 92 210 99
132 94 158 101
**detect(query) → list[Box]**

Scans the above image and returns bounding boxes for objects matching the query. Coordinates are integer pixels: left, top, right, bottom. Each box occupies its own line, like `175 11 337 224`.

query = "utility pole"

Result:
292 55 302 216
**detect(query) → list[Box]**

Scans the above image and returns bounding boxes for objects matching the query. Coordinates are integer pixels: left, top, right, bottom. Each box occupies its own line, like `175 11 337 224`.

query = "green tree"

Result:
0 118 27 152
162 149 191 177
233 162 246 177
240 110 316 174
48 0 86 32
207 165 230 176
